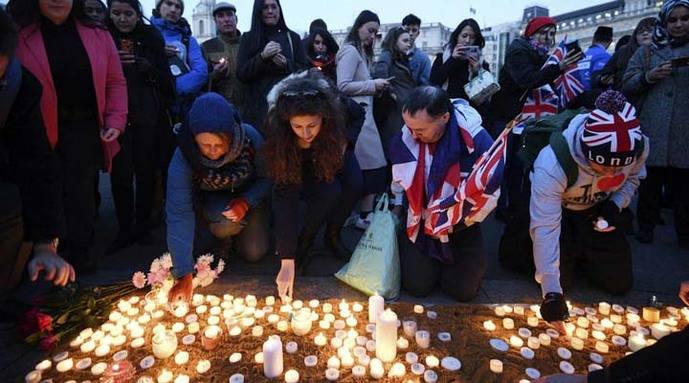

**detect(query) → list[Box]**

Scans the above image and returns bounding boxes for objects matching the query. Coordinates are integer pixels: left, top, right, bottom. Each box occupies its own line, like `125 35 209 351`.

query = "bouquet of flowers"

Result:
131 252 225 291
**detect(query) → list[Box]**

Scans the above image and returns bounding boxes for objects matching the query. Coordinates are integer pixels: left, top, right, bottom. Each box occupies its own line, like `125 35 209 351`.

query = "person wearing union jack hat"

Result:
526 91 649 324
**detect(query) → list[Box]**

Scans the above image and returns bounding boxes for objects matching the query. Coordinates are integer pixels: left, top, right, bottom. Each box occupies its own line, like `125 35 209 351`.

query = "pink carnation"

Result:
132 272 147 289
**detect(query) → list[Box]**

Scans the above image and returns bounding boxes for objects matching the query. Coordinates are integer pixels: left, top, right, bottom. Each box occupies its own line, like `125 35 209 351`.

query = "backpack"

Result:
517 108 586 188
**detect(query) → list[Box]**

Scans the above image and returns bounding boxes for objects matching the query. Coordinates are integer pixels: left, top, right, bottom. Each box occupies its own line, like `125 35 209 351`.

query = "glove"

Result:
540 292 569 322
222 197 250 222
598 200 621 227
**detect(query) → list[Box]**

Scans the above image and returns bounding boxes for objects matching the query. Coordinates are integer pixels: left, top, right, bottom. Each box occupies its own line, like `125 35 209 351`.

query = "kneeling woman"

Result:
264 76 354 299
167 93 271 302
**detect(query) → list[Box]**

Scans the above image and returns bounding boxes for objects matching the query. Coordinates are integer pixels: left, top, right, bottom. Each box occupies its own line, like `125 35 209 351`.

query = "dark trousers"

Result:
110 125 157 233
400 225 486 302
637 166 689 241
499 205 633 294
0 182 30 296
202 192 270 262
330 150 364 227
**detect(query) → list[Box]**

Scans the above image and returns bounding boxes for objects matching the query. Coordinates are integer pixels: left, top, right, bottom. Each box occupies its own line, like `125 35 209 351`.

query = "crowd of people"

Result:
1 0 688 330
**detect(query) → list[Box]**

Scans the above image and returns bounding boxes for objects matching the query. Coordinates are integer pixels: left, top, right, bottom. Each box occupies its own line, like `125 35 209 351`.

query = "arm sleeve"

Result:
610 137 649 209
272 183 300 259
429 54 452 86
290 31 311 71
622 46 652 97
148 30 176 101
175 37 209 96
419 53 432 86
506 49 562 90
371 50 391 80
240 125 272 208
529 151 567 297
237 37 269 83
165 149 196 278
588 327 689 383
103 32 128 132
336 46 377 96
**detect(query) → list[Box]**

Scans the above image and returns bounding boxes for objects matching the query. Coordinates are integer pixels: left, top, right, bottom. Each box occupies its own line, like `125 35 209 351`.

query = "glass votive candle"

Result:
490 359 503 374
402 320 417 338
201 325 222 351
642 307 660 323
503 318 515 330
152 330 177 359
415 330 430 348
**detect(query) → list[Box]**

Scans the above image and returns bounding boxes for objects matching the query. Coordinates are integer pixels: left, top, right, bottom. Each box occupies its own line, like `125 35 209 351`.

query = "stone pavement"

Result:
1 176 687 380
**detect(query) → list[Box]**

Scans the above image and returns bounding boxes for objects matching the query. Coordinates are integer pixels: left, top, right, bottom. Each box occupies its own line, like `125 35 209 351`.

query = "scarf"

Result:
529 38 552 57
653 0 689 48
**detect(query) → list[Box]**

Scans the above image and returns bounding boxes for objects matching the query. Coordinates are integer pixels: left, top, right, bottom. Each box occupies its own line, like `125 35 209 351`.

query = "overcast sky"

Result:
138 0 615 33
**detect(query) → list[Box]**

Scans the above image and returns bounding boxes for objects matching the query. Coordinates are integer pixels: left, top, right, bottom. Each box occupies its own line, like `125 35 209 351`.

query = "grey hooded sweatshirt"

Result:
529 113 649 296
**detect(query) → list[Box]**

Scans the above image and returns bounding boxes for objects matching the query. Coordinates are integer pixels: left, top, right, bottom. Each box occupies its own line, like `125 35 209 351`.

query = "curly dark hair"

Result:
264 77 347 185
6 0 99 28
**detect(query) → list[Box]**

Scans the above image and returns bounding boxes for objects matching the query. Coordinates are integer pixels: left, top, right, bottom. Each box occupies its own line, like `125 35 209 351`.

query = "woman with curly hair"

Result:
264 75 352 299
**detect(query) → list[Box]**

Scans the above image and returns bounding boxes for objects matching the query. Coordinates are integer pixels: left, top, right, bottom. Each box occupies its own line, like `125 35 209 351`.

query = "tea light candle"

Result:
322 302 333 313
314 333 327 346
175 351 189 365
575 328 589 340
353 302 363 312
514 305 525 315
157 369 174 383
413 305 424 314
202 325 222 350
352 365 366 377
138 314 151 325
291 310 312 336
196 305 208 315
318 320 330 330
376 309 398 362
117 300 131 312
527 336 540 349
91 362 108 375
402 320 417 337
651 323 670 339
396 336 409 349
599 302 611 315
56 358 73 372
35 360 51 372
131 337 145 348
538 333 551 346
263 336 284 378
304 355 317 367
643 307 660 323
490 359 503 374
577 317 590 328
527 316 539 327
277 320 289 332
208 316 221 326
613 324 627 336
346 316 358 327
80 340 96 353
285 341 298 354
388 362 406 377
503 318 515 330
370 358 385 379
601 318 614 329
284 369 299 383
483 320 496 331
24 370 41 383
173 304 189 318
94 344 110 357
592 330 606 341
196 359 211 374
325 368 340 381
252 326 264 337
595 341 609 353
333 320 346 330
331 337 343 348
152 330 177 359
229 326 242 337
629 333 646 352
268 314 280 324
327 355 341 369
415 330 431 349
494 306 506 317
571 337 584 351
172 322 185 333
366 339 376 352
188 322 200 334
175 374 190 383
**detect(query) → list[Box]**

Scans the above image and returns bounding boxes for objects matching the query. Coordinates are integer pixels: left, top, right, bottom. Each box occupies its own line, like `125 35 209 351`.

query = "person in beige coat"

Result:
336 10 390 228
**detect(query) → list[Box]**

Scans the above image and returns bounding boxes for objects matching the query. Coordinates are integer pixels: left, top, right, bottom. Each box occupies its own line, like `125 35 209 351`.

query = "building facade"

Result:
482 0 663 77
191 0 217 43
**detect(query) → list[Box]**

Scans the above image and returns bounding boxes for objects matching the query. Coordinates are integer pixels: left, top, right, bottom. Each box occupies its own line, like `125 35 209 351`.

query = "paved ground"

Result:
1 175 687 380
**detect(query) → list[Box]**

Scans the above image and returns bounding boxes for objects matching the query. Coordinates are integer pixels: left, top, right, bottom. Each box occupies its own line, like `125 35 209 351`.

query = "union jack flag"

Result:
582 102 643 152
546 38 586 109
521 85 559 121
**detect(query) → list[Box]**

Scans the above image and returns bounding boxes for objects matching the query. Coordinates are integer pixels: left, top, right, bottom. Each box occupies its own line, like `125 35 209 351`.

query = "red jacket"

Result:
15 20 128 171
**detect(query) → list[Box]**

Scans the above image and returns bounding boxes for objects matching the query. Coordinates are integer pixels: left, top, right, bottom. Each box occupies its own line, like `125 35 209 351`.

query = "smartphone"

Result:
457 45 480 61
671 56 689 68
565 40 582 57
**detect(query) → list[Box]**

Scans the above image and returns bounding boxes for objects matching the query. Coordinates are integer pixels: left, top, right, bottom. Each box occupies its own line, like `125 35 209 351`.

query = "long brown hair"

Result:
264 77 347 185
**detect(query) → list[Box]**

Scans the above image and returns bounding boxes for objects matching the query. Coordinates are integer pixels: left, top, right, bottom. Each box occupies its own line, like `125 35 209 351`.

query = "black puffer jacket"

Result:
491 37 562 121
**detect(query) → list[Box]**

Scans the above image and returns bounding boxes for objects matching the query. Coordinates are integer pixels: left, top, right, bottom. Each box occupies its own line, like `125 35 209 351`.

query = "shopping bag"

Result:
335 194 400 299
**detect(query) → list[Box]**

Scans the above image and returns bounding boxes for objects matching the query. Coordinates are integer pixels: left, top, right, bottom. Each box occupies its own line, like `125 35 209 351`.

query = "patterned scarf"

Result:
529 37 552 57
653 0 689 48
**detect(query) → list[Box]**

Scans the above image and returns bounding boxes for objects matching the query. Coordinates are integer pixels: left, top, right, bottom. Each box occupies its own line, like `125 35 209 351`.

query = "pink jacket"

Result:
15 20 128 171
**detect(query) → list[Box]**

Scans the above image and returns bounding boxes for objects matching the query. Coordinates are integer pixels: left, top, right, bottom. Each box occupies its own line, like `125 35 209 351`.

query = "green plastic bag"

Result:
335 194 400 299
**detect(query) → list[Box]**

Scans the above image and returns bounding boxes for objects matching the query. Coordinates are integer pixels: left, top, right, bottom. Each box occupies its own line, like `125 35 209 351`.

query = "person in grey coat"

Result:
622 0 689 248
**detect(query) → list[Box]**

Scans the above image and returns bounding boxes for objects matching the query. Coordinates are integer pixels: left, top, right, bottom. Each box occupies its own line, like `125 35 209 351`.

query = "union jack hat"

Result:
581 91 643 167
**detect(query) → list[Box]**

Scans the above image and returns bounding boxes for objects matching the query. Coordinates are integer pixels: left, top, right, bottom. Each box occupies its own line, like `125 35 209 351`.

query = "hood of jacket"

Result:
151 16 191 39
265 70 333 111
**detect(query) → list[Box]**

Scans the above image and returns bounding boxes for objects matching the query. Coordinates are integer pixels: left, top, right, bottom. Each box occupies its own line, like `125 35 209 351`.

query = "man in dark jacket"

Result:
236 0 309 132
201 2 244 109
0 8 74 296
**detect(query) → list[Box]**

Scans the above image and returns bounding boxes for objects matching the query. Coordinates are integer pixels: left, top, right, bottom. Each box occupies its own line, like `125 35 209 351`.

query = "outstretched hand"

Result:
28 245 75 287
168 273 194 304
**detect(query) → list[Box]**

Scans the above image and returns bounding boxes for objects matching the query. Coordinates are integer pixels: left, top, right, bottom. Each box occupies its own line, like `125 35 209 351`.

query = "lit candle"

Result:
483 320 496 331
527 316 539 327
490 359 503 374
263 336 284 378
396 337 409 349
415 330 431 349
285 341 298 354
595 341 609 353
514 305 525 315
494 306 506 317
642 307 660 323
510 335 525 348
291 310 312 336
284 369 299 383
268 314 280 324
613 324 627 336
538 333 551 346
94 344 110 357
173 303 189 318
651 323 670 339
322 303 333 313
188 321 200 334
571 337 584 351
91 361 108 375
402 320 418 337
80 340 96 354
325 368 340 381
172 322 185 333
327 355 341 369
56 358 73 373
576 328 589 340
318 320 330 330
229 326 242 337
426 355 440 368
333 320 345 330
577 317 590 328
157 369 174 383
196 305 208 315
131 337 145 348
277 321 289 332
314 333 327 346
346 316 358 327
202 325 222 350
152 330 177 359
352 365 366 377
175 374 190 383
413 305 424 314
599 302 611 315
24 370 41 383
527 336 540 349
629 333 646 352
331 337 343 348
304 355 318 367
375 309 398 362
35 360 51 372
175 351 189 365
370 358 384 379
503 318 515 330
252 326 264 337
196 359 211 374
388 362 406 377
368 293 384 323
353 303 363 312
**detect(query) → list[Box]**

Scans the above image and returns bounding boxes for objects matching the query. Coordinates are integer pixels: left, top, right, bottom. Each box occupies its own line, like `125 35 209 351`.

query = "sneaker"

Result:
635 229 654 244
354 213 372 230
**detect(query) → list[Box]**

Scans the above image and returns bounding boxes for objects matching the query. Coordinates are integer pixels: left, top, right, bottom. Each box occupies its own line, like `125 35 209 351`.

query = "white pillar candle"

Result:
599 302 611 315
291 310 312 336
263 336 284 378
502 318 515 330
368 293 384 323
415 330 430 349
375 309 398 362
284 369 299 383
370 358 384 379
483 320 496 331
152 330 177 359
595 341 609 353
571 337 584 351
489 359 503 374
402 320 418 338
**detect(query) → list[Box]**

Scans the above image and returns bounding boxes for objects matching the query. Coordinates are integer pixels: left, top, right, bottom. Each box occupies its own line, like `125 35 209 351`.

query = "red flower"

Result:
18 308 40 338
36 313 53 332
39 334 58 351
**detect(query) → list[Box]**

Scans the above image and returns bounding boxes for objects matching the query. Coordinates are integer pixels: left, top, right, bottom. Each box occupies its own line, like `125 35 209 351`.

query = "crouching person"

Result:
167 93 271 303
389 86 497 302
531 91 648 322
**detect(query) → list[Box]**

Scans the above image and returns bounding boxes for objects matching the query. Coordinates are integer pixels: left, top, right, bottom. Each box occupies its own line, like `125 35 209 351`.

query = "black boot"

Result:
324 224 351 261
295 234 315 275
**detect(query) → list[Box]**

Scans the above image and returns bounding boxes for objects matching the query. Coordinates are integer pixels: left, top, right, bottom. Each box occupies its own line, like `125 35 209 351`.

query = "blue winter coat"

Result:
580 44 611 90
